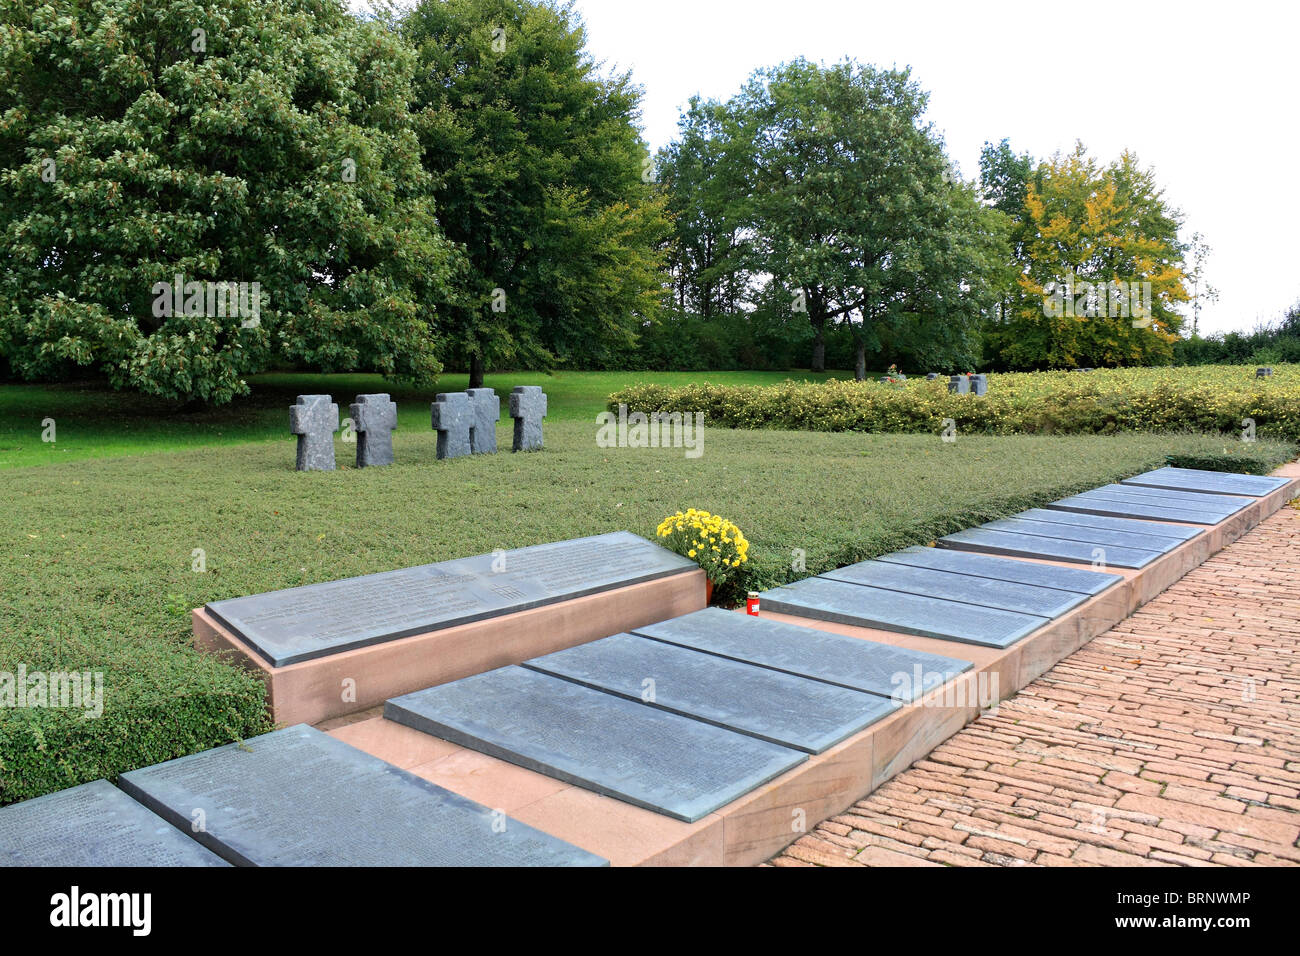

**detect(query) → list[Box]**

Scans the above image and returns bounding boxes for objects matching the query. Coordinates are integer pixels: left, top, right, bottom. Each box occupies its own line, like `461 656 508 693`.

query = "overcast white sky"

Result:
372 0 1300 335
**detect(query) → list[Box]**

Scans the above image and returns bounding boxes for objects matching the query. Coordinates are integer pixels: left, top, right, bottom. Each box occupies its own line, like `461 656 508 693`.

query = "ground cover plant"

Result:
2 421 1292 803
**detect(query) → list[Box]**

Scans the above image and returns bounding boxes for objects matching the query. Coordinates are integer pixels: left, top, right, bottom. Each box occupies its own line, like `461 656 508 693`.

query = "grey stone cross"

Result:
431 392 472 459
350 393 397 467
290 394 338 471
509 386 547 452
466 388 500 454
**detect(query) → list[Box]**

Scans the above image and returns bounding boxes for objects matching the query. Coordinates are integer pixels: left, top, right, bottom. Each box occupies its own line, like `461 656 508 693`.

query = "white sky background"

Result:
366 0 1300 336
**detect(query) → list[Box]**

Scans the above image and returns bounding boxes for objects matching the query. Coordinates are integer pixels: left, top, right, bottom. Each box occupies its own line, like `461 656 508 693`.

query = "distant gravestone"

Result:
1081 367 1095 372
289 395 338 471
1256 367 1273 378
948 374 970 395
431 392 472 459
926 372 940 381
509 386 547 452
350 394 397 468
466 388 500 454
970 373 988 396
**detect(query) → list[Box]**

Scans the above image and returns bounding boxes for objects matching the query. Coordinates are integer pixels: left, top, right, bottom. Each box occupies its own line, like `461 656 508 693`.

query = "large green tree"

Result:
978 137 1033 322
655 96 750 319
0 0 459 404
403 0 669 385
730 59 999 376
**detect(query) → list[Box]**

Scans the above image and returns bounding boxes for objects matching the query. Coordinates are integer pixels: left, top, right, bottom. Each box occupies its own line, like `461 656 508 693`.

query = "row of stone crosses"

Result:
289 386 548 471
923 372 990 396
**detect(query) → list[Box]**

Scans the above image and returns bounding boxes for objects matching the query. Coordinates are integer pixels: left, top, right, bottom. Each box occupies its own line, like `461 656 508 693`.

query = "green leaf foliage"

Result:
0 0 461 404
402 0 669 380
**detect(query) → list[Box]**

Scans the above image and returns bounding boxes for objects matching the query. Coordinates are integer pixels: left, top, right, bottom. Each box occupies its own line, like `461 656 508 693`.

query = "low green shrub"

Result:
608 365 1300 440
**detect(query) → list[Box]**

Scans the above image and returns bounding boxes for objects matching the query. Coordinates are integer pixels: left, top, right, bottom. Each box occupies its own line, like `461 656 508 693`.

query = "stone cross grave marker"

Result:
970 373 988 396
509 386 547 452
466 388 500 454
948 375 970 395
290 395 339 471
431 392 472 459
350 394 397 467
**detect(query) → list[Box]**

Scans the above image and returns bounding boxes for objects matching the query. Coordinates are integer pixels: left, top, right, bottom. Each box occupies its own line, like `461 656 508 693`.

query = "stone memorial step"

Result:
756 576 1049 648
386 667 807 823
204 531 696 666
523 632 896 754
1009 508 1203 542
0 779 229 867
118 725 606 866
1121 466 1290 497
631 607 972 701
1046 491 1234 525
821 558 1089 618
981 517 1188 556
1086 482 1254 513
874 546 1123 594
937 527 1162 569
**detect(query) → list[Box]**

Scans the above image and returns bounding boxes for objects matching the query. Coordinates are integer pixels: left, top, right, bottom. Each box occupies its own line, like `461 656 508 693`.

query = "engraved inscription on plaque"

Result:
117 726 605 866
0 780 228 867
205 531 696 666
387 667 807 822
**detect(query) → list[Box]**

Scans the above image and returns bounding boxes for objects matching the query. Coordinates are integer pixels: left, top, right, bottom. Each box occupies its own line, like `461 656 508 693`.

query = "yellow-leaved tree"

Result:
984 143 1188 368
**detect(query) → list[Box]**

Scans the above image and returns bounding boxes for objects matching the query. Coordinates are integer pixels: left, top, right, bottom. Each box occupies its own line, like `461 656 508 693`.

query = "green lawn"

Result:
2 422 1294 803
0 369 852 469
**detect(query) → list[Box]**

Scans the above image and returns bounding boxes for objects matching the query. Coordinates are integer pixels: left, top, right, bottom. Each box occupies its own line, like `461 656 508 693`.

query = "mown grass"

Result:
2 422 1294 802
0 369 851 469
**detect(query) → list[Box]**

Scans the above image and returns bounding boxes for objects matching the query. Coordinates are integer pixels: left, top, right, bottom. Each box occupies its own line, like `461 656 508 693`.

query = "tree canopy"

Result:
0 0 461 404
724 59 1000 376
982 143 1188 368
0 1 1219 393
403 0 669 386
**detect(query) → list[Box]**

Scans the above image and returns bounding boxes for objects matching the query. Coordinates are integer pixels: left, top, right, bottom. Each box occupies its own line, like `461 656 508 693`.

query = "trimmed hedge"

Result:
608 365 1300 441
0 684 271 805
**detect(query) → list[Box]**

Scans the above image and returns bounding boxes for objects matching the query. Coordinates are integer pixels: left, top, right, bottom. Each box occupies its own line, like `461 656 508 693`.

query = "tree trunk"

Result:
854 335 866 381
810 316 826 372
469 353 484 390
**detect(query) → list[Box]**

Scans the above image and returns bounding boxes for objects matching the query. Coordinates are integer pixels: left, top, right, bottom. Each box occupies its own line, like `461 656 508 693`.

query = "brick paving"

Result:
771 503 1300 867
